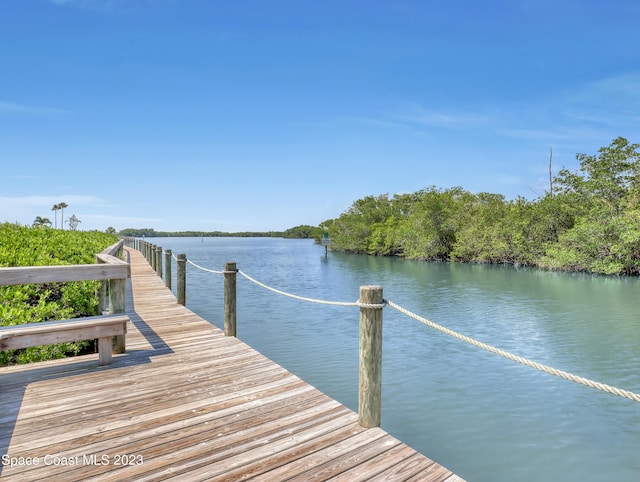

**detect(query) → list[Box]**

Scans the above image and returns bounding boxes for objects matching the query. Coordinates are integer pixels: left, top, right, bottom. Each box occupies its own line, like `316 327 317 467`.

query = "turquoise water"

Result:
150 237 640 482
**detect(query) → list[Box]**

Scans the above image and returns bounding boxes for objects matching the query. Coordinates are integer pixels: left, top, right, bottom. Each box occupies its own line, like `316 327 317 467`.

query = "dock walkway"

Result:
0 247 463 481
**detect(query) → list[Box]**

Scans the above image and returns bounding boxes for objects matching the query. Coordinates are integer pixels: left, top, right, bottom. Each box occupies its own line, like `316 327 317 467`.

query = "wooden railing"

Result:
0 240 131 360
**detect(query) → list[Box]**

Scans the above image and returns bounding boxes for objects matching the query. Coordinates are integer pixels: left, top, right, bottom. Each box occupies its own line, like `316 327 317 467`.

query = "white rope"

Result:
386 299 640 403
186 258 226 274
179 259 383 308
237 270 386 309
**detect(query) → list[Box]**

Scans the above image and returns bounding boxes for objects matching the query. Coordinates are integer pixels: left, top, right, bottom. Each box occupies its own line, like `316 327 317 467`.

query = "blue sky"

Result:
2 0 639 232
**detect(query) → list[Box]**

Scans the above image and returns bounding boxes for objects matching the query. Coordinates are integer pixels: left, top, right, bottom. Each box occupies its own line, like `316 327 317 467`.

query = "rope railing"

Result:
186 258 226 275
237 270 387 309
128 238 640 407
385 300 640 403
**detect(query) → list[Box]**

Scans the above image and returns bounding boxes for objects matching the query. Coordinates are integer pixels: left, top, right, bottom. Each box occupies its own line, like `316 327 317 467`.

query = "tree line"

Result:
320 137 640 275
118 225 322 239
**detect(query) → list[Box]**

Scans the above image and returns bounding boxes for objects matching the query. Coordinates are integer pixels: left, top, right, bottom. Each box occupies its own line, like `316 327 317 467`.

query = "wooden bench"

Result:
0 314 129 366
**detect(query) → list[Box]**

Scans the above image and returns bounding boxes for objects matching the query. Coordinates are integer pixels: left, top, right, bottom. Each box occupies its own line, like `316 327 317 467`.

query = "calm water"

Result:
152 237 640 482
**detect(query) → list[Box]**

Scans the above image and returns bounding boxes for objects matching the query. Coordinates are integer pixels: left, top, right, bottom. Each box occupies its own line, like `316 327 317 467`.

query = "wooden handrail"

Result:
0 263 129 286
0 240 129 287
101 239 125 257
0 238 131 360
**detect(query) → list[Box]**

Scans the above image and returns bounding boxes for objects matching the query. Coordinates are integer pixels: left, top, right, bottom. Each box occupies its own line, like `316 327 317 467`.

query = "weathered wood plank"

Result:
95 253 128 266
0 263 129 286
0 315 128 350
327 444 422 481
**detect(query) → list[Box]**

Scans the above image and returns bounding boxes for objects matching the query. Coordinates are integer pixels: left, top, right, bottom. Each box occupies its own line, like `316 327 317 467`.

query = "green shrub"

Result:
0 223 119 365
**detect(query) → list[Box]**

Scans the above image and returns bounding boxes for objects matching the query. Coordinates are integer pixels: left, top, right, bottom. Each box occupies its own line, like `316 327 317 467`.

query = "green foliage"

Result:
119 227 286 238
32 216 52 228
400 187 472 260
282 225 323 239
119 225 327 239
541 208 640 275
554 137 640 215
322 137 640 275
0 223 119 365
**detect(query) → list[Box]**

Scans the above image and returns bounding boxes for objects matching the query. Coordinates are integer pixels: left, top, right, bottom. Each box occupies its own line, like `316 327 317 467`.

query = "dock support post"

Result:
177 253 186 306
224 262 237 336
96 253 125 353
165 249 172 290
156 246 163 278
358 285 383 428
98 281 107 314
96 254 107 314
109 278 126 354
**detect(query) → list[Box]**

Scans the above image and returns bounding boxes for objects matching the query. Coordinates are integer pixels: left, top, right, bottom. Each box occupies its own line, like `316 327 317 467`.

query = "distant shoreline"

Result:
118 225 321 240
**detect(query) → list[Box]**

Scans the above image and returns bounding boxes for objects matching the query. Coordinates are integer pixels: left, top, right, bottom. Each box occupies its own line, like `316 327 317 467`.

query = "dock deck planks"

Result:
0 247 464 481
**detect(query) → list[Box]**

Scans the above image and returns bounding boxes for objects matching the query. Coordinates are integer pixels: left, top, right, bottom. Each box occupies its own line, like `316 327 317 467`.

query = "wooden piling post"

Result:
358 285 383 428
177 253 186 306
224 262 237 336
165 249 172 290
98 281 107 314
156 246 163 278
109 278 127 354
95 254 107 314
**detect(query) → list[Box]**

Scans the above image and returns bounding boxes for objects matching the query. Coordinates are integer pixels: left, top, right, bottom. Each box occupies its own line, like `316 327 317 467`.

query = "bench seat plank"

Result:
0 314 129 365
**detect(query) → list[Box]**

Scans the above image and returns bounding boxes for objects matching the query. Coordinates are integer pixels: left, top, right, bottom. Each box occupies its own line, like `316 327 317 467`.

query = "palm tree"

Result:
66 214 81 231
51 204 60 229
58 202 68 229
32 216 52 228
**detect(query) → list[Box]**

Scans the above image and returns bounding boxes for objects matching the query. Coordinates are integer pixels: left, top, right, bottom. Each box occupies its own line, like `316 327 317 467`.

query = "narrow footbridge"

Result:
0 247 463 481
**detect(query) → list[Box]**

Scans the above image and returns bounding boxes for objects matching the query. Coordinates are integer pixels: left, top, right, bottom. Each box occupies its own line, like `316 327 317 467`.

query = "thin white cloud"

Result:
81 213 161 225
498 175 522 186
49 0 148 13
0 195 100 226
0 101 69 116
50 0 106 6
498 73 640 144
560 73 640 124
396 104 489 128
0 195 100 208
388 72 640 145
0 195 159 230
338 116 405 129
500 126 604 142
586 72 640 99
292 115 404 131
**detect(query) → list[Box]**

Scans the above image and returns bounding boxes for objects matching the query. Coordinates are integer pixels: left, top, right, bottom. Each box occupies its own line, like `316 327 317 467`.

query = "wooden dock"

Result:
1 247 464 481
